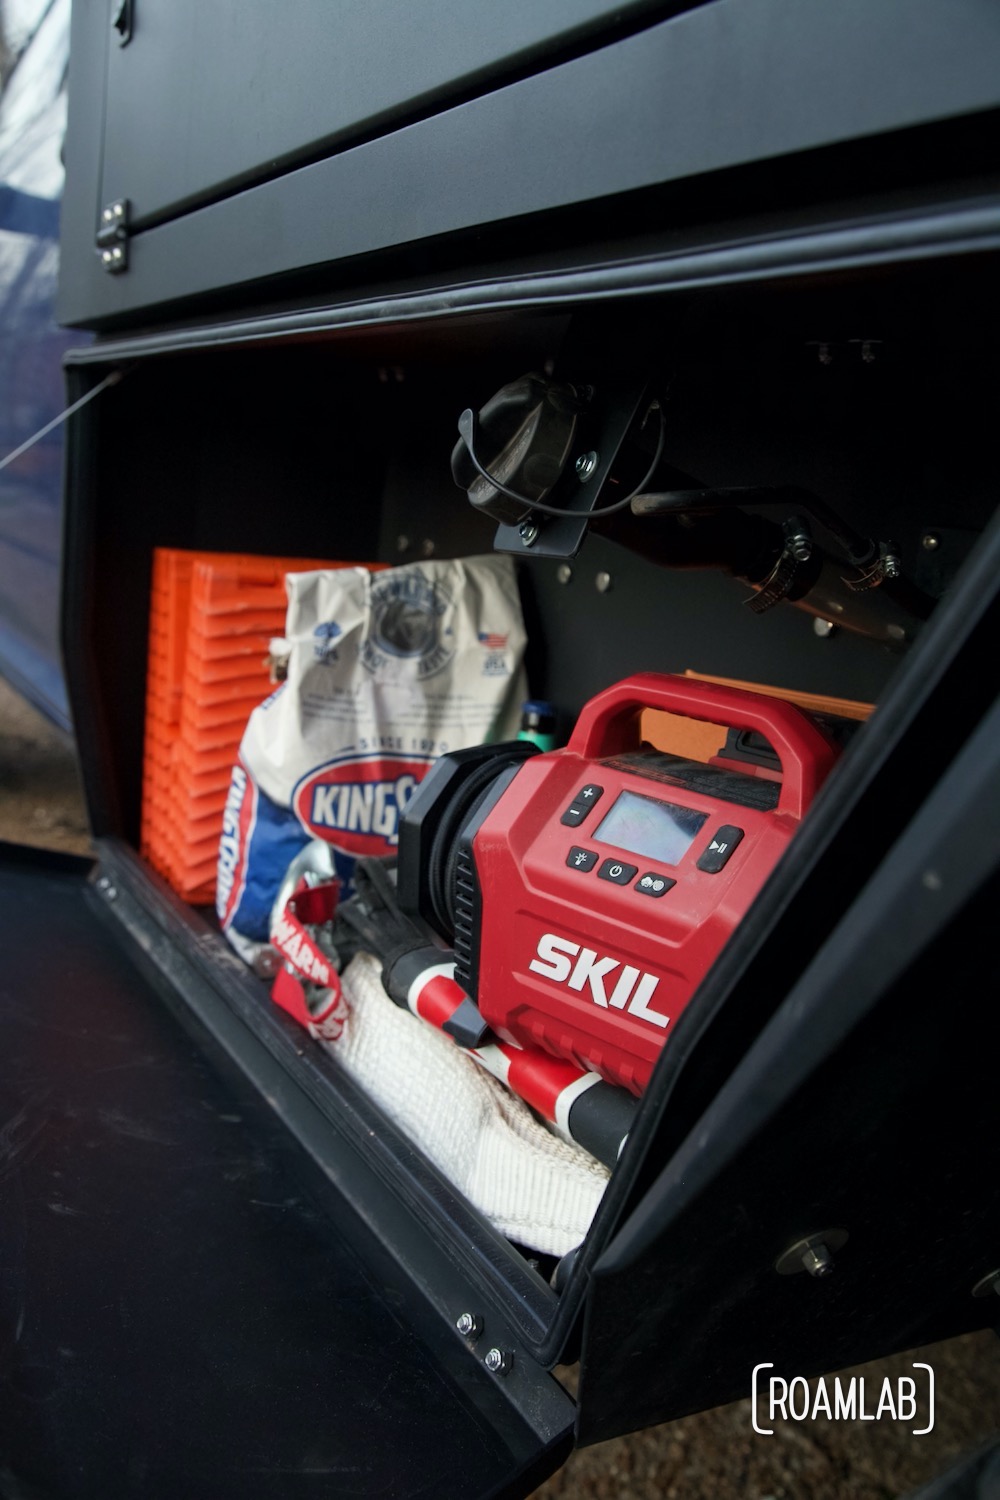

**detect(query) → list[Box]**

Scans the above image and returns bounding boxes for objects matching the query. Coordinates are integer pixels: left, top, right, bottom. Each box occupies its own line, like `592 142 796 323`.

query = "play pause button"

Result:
696 825 745 873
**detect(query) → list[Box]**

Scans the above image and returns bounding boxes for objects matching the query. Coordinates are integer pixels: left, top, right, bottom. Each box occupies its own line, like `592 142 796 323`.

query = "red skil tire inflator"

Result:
398 673 839 1096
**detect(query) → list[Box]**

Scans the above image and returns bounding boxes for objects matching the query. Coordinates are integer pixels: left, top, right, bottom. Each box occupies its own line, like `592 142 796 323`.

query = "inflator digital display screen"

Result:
594 790 708 866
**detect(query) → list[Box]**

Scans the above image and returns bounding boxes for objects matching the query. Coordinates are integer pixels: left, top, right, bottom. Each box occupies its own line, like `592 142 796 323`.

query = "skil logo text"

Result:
528 932 669 1028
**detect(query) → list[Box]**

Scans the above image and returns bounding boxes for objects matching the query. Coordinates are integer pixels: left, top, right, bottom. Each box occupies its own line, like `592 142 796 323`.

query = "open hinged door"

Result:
0 841 575 1499
569 511 1000 1445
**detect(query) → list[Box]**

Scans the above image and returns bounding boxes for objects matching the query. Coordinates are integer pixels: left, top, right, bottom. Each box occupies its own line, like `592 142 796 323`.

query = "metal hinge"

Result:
97 199 129 274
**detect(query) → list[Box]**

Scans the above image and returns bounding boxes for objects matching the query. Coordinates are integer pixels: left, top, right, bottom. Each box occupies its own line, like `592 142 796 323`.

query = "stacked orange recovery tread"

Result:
141 549 355 904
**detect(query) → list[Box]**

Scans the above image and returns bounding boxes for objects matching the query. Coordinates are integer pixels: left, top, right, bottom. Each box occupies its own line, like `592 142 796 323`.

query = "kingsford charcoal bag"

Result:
217 557 528 949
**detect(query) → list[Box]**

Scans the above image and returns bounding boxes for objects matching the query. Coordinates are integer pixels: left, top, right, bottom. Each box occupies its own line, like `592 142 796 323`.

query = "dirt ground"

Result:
0 676 997 1499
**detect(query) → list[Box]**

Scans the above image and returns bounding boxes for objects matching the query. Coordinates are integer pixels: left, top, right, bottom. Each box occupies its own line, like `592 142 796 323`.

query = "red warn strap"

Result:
269 877 347 1042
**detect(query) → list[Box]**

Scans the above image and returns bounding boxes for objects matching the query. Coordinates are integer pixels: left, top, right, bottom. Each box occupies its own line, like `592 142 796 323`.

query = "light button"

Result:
566 846 598 872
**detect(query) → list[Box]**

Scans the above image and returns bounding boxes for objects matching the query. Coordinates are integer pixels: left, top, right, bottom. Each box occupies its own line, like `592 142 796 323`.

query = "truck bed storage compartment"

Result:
52 239 1000 1476
41 3 1000 1482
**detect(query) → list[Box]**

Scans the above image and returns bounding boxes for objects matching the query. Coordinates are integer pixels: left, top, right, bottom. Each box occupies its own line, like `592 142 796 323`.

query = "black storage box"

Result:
3 3 998 1495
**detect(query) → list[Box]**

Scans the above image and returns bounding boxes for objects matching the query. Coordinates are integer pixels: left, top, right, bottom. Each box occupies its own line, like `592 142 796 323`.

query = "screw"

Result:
922 533 941 551
484 1347 513 1376
882 550 901 580
556 564 573 585
801 1244 835 1277
575 451 599 482
105 886 118 901
813 618 836 639
519 522 539 547
102 207 114 223
595 571 612 593
456 1312 483 1340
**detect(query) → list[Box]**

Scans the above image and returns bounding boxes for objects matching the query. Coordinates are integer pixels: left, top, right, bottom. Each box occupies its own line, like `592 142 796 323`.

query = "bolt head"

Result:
556 564 573 585
519 522 538 547
801 1244 835 1277
575 451 598 482
922 533 941 552
484 1347 512 1376
595 571 612 594
455 1312 482 1339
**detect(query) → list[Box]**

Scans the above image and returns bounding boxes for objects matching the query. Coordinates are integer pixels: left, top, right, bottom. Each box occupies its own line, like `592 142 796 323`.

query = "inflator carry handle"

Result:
566 672 838 822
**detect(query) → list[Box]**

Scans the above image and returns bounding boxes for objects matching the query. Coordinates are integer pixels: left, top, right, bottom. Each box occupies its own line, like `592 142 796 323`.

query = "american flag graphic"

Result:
478 630 508 650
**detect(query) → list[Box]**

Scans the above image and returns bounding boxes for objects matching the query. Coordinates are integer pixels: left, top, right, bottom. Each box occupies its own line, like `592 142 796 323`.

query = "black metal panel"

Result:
98 0 674 227
59 0 1000 326
0 843 573 1498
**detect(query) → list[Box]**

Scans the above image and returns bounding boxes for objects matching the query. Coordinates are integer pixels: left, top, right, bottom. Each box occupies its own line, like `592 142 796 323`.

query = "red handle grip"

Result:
566 672 838 821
